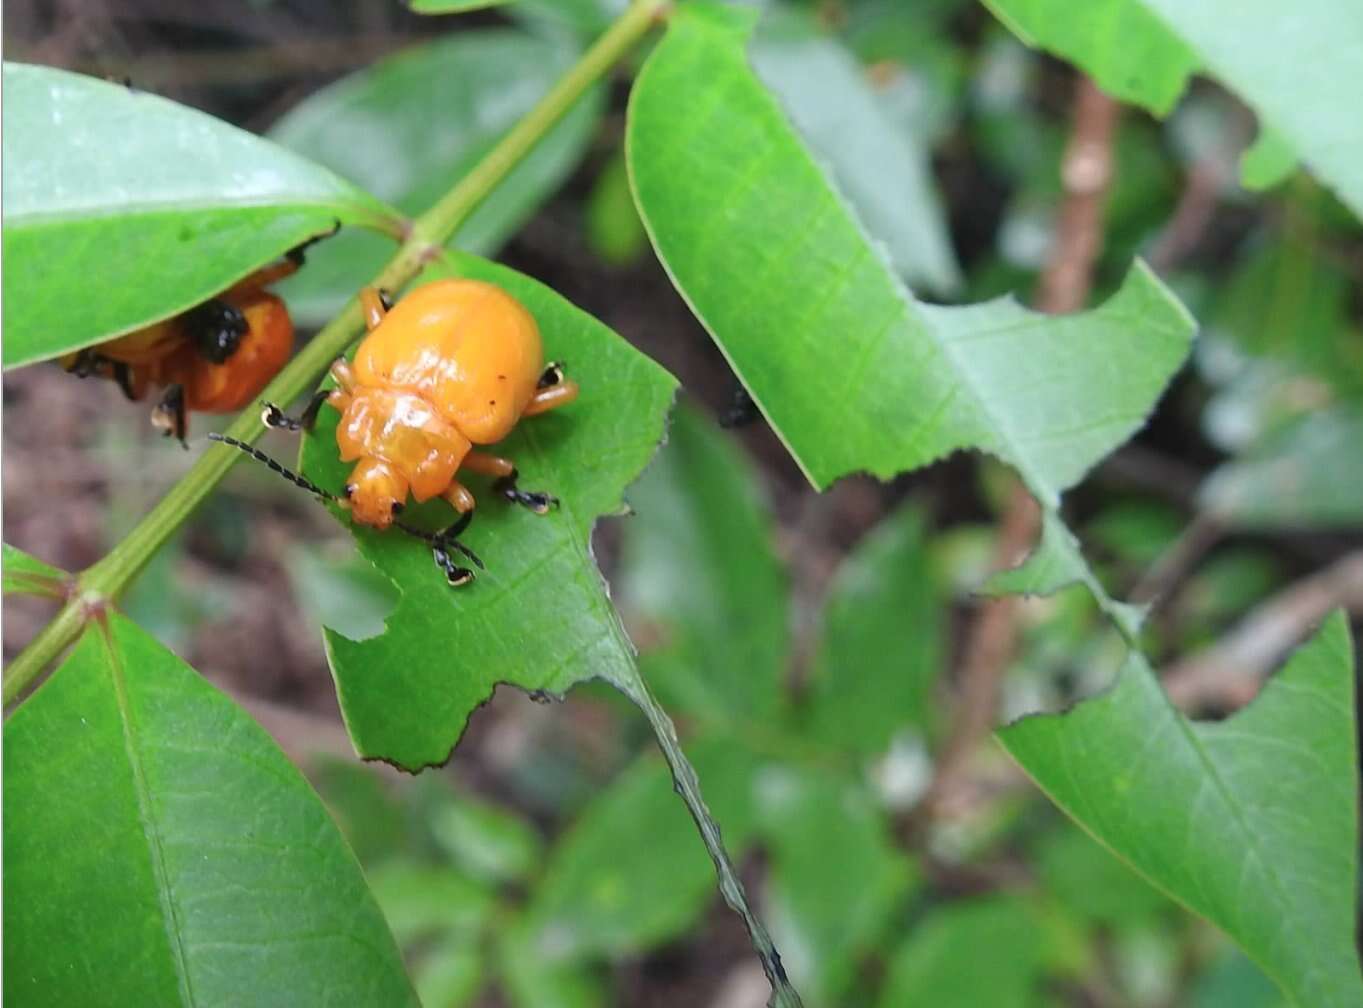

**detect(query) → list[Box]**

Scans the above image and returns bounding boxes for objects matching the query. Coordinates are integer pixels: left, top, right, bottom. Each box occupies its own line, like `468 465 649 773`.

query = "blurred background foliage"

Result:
4 0 1359 1004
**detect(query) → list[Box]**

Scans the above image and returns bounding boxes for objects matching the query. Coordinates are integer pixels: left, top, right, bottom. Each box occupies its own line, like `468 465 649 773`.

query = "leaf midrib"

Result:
98 623 197 1006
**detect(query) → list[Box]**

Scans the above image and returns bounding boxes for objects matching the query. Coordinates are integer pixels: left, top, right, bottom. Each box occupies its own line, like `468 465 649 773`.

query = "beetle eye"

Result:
390 501 405 516
344 484 356 499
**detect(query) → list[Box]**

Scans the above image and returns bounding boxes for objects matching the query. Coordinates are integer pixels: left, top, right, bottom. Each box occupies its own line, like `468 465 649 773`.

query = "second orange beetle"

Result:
231 278 578 585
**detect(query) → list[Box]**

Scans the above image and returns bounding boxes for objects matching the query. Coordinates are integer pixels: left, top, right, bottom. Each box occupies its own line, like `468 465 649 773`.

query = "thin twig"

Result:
928 77 1120 815
1162 550 1363 709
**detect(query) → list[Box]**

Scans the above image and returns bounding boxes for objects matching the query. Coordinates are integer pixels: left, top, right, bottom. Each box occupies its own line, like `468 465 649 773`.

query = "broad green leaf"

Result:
1200 408 1363 528
756 767 914 1005
618 403 788 722
981 0 1195 115
752 18 961 293
628 4 1193 630
300 253 676 770
523 736 758 959
2 63 394 368
1000 612 1363 1006
876 895 1045 1008
983 0 1363 218
3 615 417 1006
2 542 66 597
269 31 602 326
804 504 944 756
410 0 515 11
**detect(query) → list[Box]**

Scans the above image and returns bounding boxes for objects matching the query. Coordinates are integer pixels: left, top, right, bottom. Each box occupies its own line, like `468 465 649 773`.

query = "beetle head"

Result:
345 458 409 530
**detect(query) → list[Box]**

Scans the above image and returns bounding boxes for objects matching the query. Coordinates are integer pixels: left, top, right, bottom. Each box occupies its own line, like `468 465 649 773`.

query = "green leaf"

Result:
523 735 759 959
269 31 603 326
981 0 1195 115
410 0 516 11
3 615 418 1006
982 0 1363 218
804 504 944 756
618 403 788 722
999 612 1363 1006
876 895 1045 1008
3 542 67 597
1200 408 1363 529
2 62 394 368
756 768 914 1004
752 17 961 293
627 4 1192 632
299 253 676 770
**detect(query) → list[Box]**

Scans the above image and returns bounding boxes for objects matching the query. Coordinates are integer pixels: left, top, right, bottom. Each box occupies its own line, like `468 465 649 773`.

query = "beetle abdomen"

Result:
353 279 542 444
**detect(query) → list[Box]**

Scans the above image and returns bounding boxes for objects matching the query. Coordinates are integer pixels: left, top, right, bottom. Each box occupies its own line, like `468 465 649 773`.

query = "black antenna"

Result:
209 433 338 502
208 432 485 570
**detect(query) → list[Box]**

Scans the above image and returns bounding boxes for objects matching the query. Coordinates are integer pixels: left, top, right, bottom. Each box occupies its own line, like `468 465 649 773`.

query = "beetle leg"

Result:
359 287 390 331
151 383 189 448
329 357 358 393
111 361 139 402
461 452 557 514
418 510 483 587
442 480 477 515
261 389 330 433
523 379 579 417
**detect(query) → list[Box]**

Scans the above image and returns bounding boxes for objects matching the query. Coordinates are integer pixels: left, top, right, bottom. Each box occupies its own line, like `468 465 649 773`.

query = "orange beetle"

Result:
61 237 323 443
213 279 578 586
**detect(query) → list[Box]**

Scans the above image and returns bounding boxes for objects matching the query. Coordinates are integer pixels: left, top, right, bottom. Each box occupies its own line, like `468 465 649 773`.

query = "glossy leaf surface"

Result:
269 31 602 325
1000 613 1363 1006
300 253 676 769
628 5 1193 495
3 615 417 1006
2 62 394 367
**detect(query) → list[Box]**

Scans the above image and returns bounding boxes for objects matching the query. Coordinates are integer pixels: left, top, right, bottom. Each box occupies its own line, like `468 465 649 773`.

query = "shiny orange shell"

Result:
157 291 294 412
351 279 543 445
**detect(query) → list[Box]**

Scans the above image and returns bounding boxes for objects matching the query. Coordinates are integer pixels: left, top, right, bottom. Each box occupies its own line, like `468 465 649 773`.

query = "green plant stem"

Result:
615 667 806 1008
3 0 670 706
